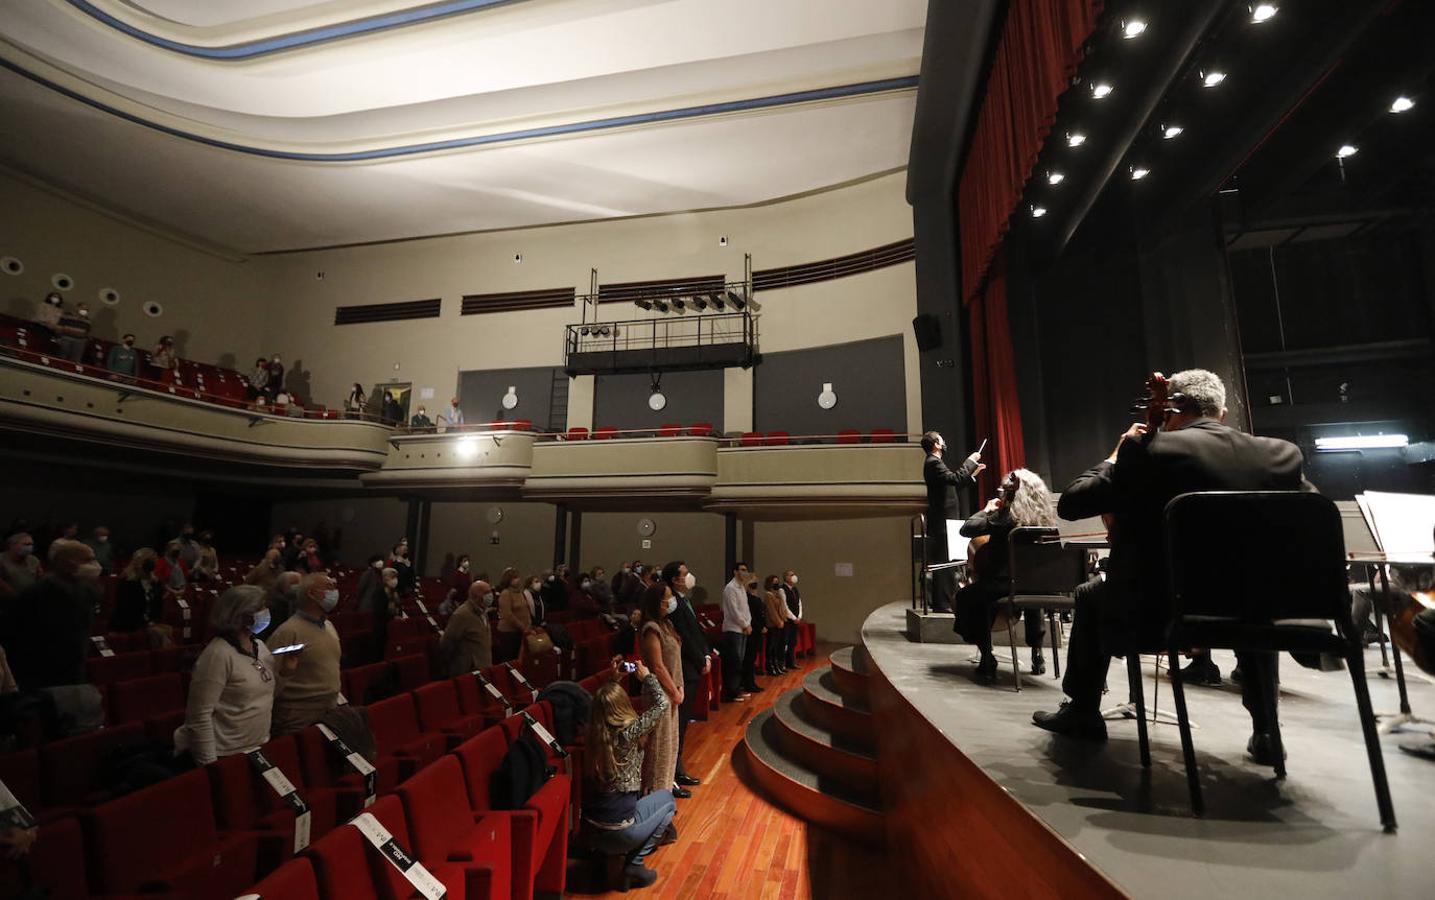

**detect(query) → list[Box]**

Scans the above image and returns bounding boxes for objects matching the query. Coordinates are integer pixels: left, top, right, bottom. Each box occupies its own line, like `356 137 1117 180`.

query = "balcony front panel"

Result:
360 430 537 490
707 443 926 518
523 436 719 503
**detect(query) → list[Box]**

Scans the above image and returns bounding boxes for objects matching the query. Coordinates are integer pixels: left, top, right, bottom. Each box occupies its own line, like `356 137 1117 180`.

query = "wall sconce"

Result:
817 383 838 410
501 386 518 410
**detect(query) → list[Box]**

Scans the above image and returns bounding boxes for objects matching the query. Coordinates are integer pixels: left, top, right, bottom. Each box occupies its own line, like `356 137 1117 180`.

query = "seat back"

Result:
1008 527 1088 598
391 652 431 691
566 426 589 440
764 431 791 446
41 722 147 807
395 755 473 860
368 694 422 752
246 856 321 900
108 672 184 723
413 680 463 731
837 429 861 444
453 726 509 812
869 428 896 443
83 768 220 893
308 795 410 900
1164 492 1353 628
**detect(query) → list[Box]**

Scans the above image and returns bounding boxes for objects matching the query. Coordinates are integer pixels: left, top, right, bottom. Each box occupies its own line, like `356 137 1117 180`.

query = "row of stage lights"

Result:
1027 3 1419 220
634 289 748 314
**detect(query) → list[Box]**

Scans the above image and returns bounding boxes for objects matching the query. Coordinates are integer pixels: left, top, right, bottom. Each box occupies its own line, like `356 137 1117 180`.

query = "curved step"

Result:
741 709 885 843
770 691 877 794
800 667 874 750
829 646 870 702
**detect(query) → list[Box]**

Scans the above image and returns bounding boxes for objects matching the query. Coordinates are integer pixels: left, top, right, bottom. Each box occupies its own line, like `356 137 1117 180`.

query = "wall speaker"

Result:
912 313 942 351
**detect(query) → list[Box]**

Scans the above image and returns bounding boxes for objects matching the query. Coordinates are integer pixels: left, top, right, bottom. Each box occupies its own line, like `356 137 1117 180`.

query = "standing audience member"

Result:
780 570 803 669
297 538 324 574
442 555 473 615
381 392 402 424
0 539 99 689
266 355 285 401
176 585 299 765
105 334 140 378
269 573 342 735
57 302 92 363
354 556 387 616
154 540 190 592
0 533 41 600
442 397 464 429
85 526 115 575
388 542 416 595
34 292 64 336
637 583 682 800
249 358 271 401
764 575 795 676
176 524 200 567
345 383 368 417
584 663 675 889
661 562 708 791
409 406 433 430
193 530 220 582
440 581 494 676
496 572 533 663
111 548 164 634
742 579 767 693
590 566 614 612
244 549 283 594
719 562 752 702
150 336 178 381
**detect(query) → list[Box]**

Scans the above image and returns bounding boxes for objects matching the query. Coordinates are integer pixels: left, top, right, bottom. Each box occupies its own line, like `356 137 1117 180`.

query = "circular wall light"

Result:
817 382 838 410
99 287 121 305
0 257 22 276
501 386 518 410
51 273 74 291
648 391 667 411
143 300 164 317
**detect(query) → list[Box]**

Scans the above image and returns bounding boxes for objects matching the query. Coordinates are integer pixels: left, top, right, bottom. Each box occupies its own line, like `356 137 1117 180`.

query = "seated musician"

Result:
953 469 1057 684
1031 369 1310 768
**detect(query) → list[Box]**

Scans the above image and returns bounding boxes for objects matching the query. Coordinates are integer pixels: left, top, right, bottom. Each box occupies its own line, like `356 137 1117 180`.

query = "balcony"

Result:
523 434 719 507
359 427 537 492
707 440 926 518
563 312 756 376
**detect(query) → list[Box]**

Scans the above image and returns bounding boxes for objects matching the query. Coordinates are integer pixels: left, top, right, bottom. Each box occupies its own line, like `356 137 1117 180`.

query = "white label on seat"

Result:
416 600 429 613
90 635 115 657
349 813 447 900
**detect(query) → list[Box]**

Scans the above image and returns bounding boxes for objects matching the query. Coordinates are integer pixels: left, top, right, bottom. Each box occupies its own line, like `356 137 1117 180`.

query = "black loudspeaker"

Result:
912 314 942 351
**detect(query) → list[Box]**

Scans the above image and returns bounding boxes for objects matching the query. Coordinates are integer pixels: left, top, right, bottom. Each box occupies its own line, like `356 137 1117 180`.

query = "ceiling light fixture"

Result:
1336 144 1358 159
1092 82 1114 100
652 299 669 313
1391 96 1415 114
1122 19 1147 39
691 295 708 311
1130 166 1150 181
1202 70 1227 88
1047 171 1065 186
1031 205 1048 219
635 298 653 310
670 297 686 312
1250 4 1278 24
1163 124 1184 140
709 293 725 311
725 290 747 311
1315 434 1408 452
1066 131 1087 148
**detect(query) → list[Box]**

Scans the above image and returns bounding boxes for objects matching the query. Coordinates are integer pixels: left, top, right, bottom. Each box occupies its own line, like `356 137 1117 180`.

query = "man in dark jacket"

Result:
1 539 100 689
661 561 709 794
1032 370 1310 767
922 431 983 612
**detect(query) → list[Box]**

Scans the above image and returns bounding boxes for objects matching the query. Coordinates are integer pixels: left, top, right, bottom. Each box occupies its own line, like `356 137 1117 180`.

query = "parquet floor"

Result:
567 642 892 900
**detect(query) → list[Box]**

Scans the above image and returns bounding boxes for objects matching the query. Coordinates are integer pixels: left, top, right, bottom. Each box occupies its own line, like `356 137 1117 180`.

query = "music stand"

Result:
1338 500 1392 670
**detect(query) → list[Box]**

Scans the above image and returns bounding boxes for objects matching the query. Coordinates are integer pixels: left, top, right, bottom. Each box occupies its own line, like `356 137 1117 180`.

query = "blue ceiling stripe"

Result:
64 0 528 59
0 57 918 162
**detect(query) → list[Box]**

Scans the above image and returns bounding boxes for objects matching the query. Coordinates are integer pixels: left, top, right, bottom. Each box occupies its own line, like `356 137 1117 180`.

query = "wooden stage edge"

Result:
865 633 1129 900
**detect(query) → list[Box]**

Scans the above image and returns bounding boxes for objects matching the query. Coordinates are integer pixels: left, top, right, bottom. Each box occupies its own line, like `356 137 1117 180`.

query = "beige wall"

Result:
254 172 918 428
0 171 269 370
272 496 407 566
429 500 555 581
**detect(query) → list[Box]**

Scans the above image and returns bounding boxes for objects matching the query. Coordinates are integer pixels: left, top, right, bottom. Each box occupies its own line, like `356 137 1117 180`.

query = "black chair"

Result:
1003 526 1088 691
1149 491 1396 831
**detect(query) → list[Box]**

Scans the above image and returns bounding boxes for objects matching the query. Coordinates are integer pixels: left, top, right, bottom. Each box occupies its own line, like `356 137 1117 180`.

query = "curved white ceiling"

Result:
0 0 938 252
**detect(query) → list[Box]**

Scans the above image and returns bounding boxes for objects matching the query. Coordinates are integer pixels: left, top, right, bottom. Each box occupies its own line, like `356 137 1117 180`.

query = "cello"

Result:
967 470 1021 581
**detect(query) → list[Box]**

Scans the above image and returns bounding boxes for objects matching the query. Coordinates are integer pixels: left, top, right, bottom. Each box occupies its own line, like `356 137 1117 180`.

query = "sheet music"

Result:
946 522 970 563
1356 491 1435 565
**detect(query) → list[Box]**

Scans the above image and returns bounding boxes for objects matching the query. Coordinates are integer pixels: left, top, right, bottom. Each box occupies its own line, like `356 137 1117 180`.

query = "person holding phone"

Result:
176 585 300 765
921 431 984 613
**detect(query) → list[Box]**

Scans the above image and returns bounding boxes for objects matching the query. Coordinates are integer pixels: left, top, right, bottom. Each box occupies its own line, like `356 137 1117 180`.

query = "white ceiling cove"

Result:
0 0 933 253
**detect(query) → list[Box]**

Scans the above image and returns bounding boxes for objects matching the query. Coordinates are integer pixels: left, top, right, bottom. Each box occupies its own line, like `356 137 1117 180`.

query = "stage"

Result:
861 602 1435 900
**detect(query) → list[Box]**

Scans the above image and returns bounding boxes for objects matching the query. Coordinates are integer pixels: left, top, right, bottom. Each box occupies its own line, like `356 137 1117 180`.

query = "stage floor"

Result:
862 602 1435 900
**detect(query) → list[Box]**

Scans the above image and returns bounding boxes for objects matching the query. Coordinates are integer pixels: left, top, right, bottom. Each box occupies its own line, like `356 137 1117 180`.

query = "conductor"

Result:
921 431 984 613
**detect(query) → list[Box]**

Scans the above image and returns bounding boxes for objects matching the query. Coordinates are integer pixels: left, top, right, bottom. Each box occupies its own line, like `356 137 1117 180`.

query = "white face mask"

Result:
76 561 103 580
372 559 383 570
684 572 696 592
459 562 470 572
250 608 271 634
320 589 339 612
529 581 541 591
790 576 798 586
665 596 678 615
96 535 109 543
580 579 591 589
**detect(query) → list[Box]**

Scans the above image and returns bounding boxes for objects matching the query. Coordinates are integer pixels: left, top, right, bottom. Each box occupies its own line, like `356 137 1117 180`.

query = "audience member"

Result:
442 397 464 429
56 302 92 363
637 583 682 798
244 548 283 593
720 562 752 702
175 524 200 566
105 333 140 378
176 585 299 765
247 357 270 400
409 406 433 430
354 555 386 615
154 540 190 591
34 292 64 336
266 354 285 400
193 530 220 582
345 383 368 417
442 554 473 615
497 572 533 663
742 579 766 693
388 542 415 595
589 565 614 611
111 548 164 633
780 570 803 669
584 664 675 889
84 526 114 574
296 538 324 574
441 580 494 676
0 533 42 601
526 573 548 627
150 335 177 380
661 561 708 791
269 573 342 735
381 392 402 424
542 566 569 614
0 539 99 689
763 575 795 676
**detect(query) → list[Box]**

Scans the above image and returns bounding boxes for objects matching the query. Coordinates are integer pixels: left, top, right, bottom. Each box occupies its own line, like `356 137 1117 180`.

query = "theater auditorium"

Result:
0 1 1433 898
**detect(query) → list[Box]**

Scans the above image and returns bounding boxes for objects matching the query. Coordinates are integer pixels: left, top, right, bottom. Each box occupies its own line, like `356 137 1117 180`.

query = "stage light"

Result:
1391 96 1415 114
1250 4 1277 24
709 293 725 310
1130 166 1150 180
1066 131 1087 148
1122 19 1147 40
652 299 669 313
1202 70 1227 88
1092 82 1114 100
726 290 746 311
1336 144 1358 159
1163 124 1184 140
635 298 653 310
1030 205 1048 219
1315 434 1408 452
1047 171 1065 186
671 297 686 312
691 295 708 311
597 326 611 337
579 326 591 336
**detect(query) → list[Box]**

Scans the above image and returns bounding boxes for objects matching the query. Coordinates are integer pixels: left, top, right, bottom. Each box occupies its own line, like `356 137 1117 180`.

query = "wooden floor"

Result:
566 641 892 899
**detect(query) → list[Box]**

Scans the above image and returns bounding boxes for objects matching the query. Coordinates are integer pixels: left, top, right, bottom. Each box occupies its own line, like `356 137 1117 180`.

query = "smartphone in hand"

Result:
271 643 306 656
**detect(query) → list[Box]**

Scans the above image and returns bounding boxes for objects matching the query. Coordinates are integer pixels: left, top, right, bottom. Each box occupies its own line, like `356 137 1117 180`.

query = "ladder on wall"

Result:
546 369 569 433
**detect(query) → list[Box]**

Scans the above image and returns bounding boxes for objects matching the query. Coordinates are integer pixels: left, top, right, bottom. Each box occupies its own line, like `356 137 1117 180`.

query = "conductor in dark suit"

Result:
1032 369 1310 767
921 431 984 612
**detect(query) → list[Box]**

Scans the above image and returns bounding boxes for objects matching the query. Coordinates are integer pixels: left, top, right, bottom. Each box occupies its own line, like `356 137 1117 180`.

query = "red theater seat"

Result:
414 679 493 747
739 431 762 447
86 650 153 685
657 423 682 437
83 768 259 898
592 425 618 440
40 722 148 809
565 426 589 440
837 428 862 444
396 756 517 900
870 428 896 443
341 661 396 705
108 672 185 727
765 431 791 446
295 725 402 808
0 816 88 900
244 855 321 900
367 694 445 780
688 422 714 436
207 736 342 870
391 652 433 691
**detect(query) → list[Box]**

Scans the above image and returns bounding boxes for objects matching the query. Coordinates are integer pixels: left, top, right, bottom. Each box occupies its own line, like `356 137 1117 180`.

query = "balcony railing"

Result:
563 311 756 375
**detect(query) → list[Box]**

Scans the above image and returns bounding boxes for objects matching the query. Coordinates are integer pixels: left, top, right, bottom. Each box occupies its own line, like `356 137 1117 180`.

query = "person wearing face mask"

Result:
153 540 190 592
637 583 683 801
249 357 272 401
34 291 64 337
177 585 299 765
84 526 115 575
106 334 140 379
56 302 92 363
175 524 200 568
355 554 387 616
443 555 473 615
660 561 709 792
193 531 220 582
441 397 464 430
111 548 166 635
589 566 614 612
0 539 100 689
409 406 434 431
763 575 796 676
780 570 803 669
298 538 324 575
528 574 550 627
387 542 415 596
441 580 494 676
496 573 535 663
266 354 285 402
150 335 178 382
244 548 284 593
0 533 43 601
268 573 343 735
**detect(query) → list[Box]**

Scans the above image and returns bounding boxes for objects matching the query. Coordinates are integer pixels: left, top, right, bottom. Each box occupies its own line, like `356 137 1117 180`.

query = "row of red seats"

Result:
559 425 903 443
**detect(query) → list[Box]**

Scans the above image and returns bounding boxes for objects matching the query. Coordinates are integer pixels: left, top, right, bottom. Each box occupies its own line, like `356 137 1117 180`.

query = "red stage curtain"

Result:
968 251 1026 499
957 0 1104 305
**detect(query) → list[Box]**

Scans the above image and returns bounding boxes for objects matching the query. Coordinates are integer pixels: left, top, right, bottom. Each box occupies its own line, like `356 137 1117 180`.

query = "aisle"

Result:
570 641 891 899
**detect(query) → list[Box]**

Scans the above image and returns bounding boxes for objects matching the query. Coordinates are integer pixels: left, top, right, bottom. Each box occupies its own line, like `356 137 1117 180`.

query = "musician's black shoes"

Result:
1032 702 1108 741
1246 732 1287 767
1179 657 1222 686
973 654 998 685
1030 652 1046 676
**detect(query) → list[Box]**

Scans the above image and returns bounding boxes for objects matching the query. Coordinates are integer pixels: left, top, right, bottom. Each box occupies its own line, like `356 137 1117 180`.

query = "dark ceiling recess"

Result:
333 298 441 325
751 237 915 291
597 275 725 305
461 287 575 315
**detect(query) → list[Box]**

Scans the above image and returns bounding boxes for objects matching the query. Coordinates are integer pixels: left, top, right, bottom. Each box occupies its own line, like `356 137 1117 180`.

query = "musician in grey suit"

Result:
922 431 983 613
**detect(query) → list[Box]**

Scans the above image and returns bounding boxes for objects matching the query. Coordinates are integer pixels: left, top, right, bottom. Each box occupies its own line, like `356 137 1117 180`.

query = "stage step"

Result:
770 690 878 794
800 667 874 748
741 709 885 843
829 645 870 702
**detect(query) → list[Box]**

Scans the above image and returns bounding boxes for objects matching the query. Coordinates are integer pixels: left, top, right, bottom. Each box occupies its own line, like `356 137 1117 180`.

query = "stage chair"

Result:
1152 491 1396 830
1003 526 1088 691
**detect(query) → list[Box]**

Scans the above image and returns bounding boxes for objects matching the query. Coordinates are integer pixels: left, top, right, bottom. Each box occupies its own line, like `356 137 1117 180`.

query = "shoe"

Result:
1030 653 1046 677
671 786 692 800
973 655 998 686
1179 657 1222 686
1032 702 1108 741
786 658 797 669
624 863 658 889
743 683 764 693
1362 626 1388 646
1246 732 1287 767
658 823 679 845
675 773 700 786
